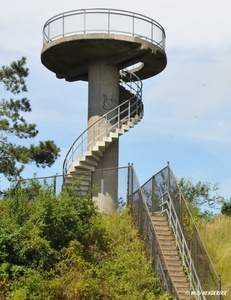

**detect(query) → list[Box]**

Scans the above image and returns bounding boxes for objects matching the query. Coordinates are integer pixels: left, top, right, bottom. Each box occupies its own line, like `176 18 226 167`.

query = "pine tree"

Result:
0 57 60 181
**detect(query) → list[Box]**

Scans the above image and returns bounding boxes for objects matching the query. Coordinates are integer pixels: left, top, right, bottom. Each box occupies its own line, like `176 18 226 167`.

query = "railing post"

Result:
108 10 110 33
84 9 86 33
127 163 130 206
53 175 57 194
167 161 170 194
130 164 134 207
62 14 65 36
218 274 222 300
179 192 182 227
151 175 155 216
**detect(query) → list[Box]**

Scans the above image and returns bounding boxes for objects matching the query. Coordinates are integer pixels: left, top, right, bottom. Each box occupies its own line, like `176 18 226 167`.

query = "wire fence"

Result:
130 164 221 299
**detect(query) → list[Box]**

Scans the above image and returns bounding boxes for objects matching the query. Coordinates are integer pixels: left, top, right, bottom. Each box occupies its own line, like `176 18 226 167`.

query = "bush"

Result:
0 181 171 299
221 199 231 216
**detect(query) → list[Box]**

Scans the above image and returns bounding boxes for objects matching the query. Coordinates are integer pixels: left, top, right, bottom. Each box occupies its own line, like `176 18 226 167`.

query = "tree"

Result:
178 177 225 220
0 57 60 181
178 177 224 207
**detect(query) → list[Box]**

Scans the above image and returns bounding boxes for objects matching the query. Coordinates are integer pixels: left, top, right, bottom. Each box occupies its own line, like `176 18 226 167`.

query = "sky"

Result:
1 0 231 209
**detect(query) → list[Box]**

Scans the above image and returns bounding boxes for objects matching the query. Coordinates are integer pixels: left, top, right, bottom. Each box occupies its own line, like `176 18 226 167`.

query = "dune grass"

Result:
198 215 231 296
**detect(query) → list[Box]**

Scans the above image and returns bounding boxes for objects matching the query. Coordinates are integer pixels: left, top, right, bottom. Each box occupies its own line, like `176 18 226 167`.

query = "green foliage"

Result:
0 57 60 181
178 177 224 207
221 199 231 216
0 182 171 299
178 177 224 222
198 215 231 295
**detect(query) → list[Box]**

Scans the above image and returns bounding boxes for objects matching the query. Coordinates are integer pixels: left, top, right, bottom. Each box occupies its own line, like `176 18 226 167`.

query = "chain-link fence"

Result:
131 164 221 299
16 166 130 208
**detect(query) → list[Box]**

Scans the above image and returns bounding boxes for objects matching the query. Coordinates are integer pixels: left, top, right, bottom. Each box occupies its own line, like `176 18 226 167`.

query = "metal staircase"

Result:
62 69 143 194
151 215 190 299
128 164 221 300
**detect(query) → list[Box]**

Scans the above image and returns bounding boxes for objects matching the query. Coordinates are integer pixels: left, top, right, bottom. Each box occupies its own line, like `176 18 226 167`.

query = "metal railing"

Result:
130 164 221 299
62 69 143 176
42 8 166 50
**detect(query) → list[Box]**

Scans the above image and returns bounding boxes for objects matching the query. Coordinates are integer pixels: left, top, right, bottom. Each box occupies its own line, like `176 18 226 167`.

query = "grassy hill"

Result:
198 215 231 295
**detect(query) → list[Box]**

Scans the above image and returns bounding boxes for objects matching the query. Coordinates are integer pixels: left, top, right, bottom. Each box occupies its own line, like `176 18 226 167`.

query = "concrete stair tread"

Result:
78 156 98 167
151 215 190 297
84 150 101 161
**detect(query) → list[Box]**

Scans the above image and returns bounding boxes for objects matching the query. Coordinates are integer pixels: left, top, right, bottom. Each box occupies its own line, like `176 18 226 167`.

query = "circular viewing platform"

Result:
41 8 167 81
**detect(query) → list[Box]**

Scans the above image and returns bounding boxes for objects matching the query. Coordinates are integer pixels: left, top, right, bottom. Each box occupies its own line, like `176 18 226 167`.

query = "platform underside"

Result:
41 33 167 81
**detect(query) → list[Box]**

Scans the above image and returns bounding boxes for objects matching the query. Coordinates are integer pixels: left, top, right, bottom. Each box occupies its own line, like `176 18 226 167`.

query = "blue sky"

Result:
1 0 231 208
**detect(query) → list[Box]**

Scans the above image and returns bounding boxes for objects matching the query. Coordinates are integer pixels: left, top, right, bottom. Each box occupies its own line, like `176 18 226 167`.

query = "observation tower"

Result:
41 8 167 212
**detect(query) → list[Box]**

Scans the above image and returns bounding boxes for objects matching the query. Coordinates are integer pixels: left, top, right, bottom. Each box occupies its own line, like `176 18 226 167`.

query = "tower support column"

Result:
88 60 120 212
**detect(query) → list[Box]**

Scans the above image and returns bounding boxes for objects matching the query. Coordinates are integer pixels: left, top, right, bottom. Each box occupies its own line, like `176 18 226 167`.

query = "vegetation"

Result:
178 177 224 220
221 199 231 216
0 57 60 181
0 180 171 300
198 215 231 296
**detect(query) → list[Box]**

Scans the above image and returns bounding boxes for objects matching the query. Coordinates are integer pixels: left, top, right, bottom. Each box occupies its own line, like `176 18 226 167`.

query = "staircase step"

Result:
84 151 101 162
121 124 130 131
151 215 190 298
95 141 106 151
102 136 113 146
74 162 96 171
92 146 103 157
109 132 119 139
78 156 98 167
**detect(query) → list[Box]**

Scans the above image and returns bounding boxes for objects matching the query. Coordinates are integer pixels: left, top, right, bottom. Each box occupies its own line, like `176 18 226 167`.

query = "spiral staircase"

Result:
62 69 143 194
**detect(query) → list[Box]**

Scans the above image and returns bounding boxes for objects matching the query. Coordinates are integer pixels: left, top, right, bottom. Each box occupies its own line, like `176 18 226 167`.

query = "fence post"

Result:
167 161 170 194
127 163 130 206
130 164 134 207
152 175 155 216
218 274 222 300
53 175 57 194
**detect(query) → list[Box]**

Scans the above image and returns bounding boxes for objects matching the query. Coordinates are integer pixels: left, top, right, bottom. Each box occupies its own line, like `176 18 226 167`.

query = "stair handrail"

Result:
160 191 204 298
62 69 143 176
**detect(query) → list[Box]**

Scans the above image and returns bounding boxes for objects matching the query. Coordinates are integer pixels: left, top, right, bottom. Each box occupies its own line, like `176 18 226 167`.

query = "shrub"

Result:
221 199 231 216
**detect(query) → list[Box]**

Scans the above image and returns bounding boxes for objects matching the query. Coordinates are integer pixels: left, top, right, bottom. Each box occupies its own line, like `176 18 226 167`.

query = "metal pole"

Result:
151 175 155 216
167 161 170 194
127 163 130 206
218 274 222 300
53 175 57 194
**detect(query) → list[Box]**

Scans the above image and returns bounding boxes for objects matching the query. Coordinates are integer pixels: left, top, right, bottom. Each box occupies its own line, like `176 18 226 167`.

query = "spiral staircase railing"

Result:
62 68 143 177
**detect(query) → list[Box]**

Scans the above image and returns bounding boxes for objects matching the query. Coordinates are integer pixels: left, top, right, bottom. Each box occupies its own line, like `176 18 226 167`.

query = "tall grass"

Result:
198 215 231 295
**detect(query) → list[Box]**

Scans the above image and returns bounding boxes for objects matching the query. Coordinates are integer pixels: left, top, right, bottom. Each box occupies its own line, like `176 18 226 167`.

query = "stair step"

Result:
121 124 130 131
95 141 106 151
92 146 103 157
115 128 124 136
102 136 113 146
84 151 101 162
109 132 119 139
162 249 178 256
74 162 96 171
78 156 98 167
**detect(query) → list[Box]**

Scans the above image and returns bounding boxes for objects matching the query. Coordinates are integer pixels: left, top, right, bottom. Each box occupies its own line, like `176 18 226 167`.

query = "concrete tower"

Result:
41 9 167 212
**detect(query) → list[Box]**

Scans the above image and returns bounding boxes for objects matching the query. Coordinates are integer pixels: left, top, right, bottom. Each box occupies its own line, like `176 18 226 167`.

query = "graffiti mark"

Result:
102 94 118 110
